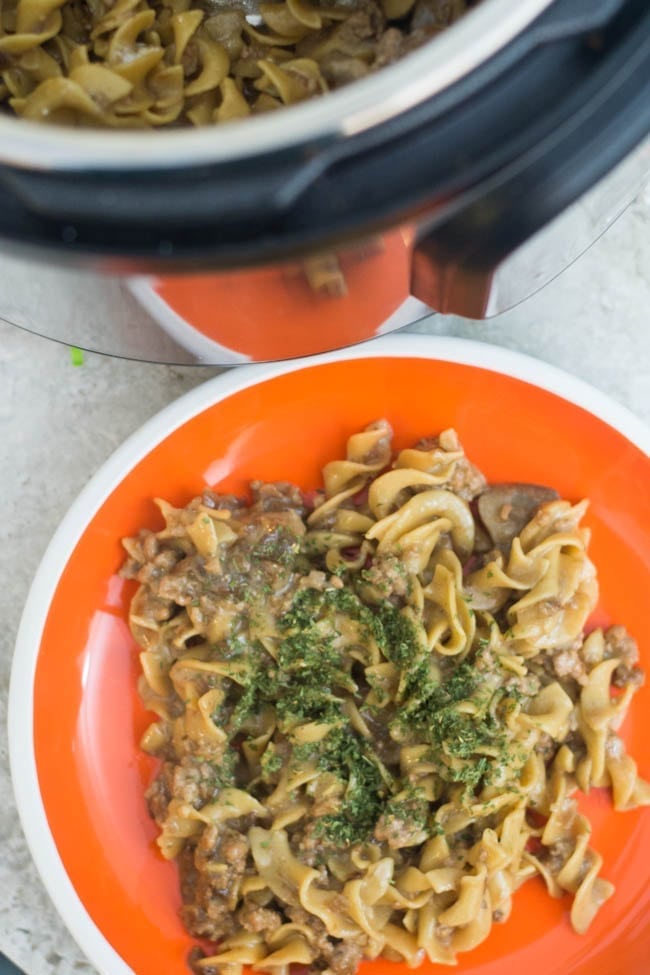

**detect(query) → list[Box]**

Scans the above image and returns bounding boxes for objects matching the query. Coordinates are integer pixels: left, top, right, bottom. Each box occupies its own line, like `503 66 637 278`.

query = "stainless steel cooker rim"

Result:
0 0 556 172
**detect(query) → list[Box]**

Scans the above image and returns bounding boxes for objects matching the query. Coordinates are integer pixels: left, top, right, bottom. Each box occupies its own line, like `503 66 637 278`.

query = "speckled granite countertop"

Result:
1 190 649 975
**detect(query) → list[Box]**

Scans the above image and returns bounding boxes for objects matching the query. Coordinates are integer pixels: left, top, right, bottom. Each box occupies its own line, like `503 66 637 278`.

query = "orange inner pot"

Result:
33 357 650 975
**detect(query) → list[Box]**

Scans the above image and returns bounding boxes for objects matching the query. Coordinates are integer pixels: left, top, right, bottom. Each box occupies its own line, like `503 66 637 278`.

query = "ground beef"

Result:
603 625 644 688
181 39 200 78
204 10 246 59
178 845 201 905
287 905 365 974
172 757 222 807
373 26 404 67
324 941 365 975
553 647 587 684
299 6 377 60
604 625 639 666
181 825 249 939
374 809 426 848
413 0 470 27
181 893 237 941
447 457 487 501
133 587 176 622
146 769 172 824
194 823 248 890
320 52 370 85
238 903 283 935
147 757 225 820
250 480 307 515
154 555 207 604
360 552 409 600
412 431 486 500
200 491 245 513
613 666 645 690
293 820 329 867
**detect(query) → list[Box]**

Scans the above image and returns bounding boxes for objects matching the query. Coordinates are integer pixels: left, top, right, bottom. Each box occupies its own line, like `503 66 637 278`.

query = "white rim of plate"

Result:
8 333 650 975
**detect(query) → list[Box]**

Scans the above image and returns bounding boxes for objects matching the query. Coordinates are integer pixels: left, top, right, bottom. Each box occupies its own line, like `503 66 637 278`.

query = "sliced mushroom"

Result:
477 483 560 553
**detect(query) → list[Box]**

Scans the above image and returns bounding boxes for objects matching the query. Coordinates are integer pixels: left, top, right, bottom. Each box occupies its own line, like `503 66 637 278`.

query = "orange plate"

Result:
12 337 650 975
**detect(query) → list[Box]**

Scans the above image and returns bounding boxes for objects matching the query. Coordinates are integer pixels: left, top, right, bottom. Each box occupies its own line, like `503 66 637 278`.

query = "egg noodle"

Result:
122 421 649 975
0 0 478 127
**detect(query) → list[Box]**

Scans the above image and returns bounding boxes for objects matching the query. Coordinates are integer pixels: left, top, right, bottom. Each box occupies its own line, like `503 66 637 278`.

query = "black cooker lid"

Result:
0 0 648 271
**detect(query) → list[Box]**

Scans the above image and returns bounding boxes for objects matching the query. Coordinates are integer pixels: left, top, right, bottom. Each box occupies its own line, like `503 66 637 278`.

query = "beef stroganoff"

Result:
0 0 481 127
121 421 649 974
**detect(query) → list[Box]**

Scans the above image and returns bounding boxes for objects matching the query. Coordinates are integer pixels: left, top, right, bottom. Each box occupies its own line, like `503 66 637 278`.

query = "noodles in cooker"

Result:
122 421 649 975
0 0 481 127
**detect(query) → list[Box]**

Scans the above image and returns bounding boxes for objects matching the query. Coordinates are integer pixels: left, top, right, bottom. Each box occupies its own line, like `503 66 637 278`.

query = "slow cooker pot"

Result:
0 0 649 363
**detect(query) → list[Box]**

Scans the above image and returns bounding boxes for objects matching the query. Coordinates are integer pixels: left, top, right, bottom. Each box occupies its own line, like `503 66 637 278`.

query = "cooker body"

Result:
0 0 649 362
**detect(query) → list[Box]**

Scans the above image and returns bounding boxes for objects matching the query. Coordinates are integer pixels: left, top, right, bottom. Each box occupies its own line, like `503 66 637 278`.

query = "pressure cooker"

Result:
0 0 648 363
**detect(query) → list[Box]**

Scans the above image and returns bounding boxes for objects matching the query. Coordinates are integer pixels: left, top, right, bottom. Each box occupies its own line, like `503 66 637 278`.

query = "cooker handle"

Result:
410 0 650 318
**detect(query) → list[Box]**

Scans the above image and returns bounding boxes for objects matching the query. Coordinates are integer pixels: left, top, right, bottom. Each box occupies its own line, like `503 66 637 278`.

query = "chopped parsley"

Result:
194 550 518 844
260 749 283 776
394 661 511 791
311 728 385 846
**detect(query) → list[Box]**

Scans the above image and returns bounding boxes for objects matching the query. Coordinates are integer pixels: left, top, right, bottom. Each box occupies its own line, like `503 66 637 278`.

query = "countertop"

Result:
1 189 649 975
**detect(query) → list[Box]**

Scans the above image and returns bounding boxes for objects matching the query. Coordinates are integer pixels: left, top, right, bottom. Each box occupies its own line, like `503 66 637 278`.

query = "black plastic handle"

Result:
411 0 650 314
